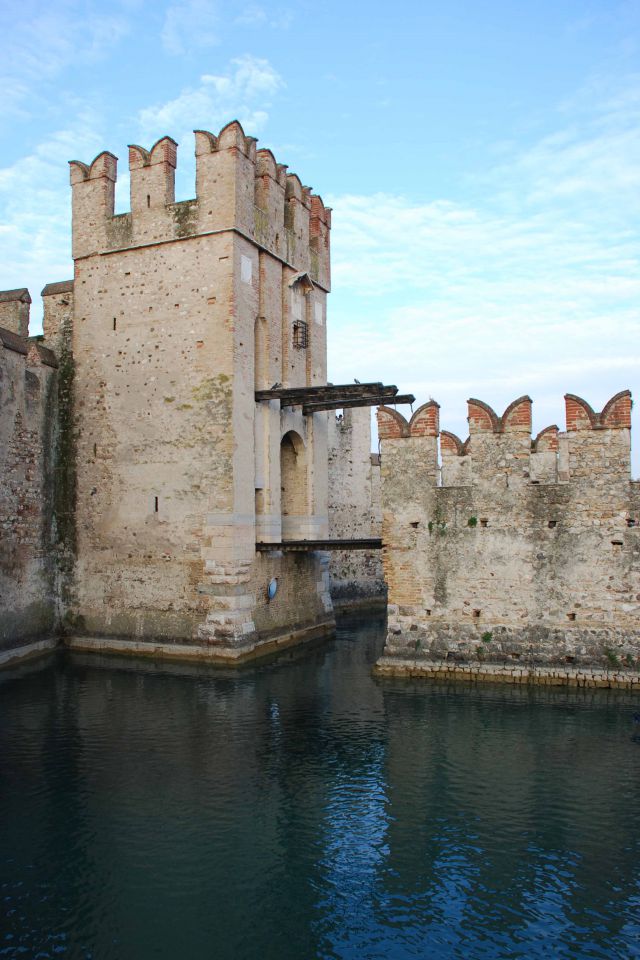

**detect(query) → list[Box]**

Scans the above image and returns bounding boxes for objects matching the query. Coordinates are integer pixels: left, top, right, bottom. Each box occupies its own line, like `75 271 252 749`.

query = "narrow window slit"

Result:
146 194 151 208
113 318 117 331
154 496 159 513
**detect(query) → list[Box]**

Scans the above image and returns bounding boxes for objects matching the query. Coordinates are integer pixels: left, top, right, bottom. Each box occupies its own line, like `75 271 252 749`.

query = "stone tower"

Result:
67 121 335 660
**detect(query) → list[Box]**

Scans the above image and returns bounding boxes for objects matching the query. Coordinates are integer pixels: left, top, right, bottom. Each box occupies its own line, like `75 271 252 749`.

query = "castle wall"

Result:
0 311 59 662
0 289 31 338
327 407 385 607
66 123 334 661
376 392 640 687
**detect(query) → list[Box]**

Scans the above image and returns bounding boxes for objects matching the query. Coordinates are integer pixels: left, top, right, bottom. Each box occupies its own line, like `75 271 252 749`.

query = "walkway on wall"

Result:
255 382 414 413
256 539 382 552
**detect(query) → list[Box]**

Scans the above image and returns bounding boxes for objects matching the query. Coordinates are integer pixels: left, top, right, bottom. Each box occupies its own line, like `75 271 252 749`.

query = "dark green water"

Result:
1 615 640 959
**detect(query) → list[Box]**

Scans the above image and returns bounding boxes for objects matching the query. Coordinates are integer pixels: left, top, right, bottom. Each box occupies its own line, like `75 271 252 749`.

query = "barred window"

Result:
293 320 308 349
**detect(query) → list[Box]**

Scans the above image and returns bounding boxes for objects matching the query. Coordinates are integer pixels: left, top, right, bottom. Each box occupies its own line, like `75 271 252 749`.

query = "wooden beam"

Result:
256 538 383 552
255 382 394 403
302 394 415 414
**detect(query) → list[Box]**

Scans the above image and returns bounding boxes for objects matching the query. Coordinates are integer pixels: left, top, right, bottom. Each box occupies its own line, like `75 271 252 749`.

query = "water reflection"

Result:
0 617 639 959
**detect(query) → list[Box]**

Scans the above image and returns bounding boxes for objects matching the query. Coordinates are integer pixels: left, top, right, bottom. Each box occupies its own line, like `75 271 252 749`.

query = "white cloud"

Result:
161 1 293 55
138 55 284 141
235 4 267 25
0 2 130 122
0 109 106 333
0 52 285 331
235 4 293 29
327 79 640 459
491 74 640 214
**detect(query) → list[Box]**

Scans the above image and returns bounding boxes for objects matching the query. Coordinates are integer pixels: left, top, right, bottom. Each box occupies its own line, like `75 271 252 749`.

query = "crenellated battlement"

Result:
68 120 331 288
377 400 440 439
377 390 633 485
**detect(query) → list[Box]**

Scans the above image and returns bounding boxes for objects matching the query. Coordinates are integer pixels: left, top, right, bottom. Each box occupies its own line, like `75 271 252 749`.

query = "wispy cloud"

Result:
235 4 293 29
161 0 220 55
0 107 107 331
0 2 130 122
161 0 293 55
138 55 284 141
0 53 285 330
327 77 640 452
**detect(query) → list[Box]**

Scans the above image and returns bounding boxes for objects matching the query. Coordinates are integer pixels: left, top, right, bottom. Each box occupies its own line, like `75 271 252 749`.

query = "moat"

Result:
1 615 639 959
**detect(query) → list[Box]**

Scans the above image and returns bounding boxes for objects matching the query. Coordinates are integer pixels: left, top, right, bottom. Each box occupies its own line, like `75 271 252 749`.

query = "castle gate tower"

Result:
67 122 335 660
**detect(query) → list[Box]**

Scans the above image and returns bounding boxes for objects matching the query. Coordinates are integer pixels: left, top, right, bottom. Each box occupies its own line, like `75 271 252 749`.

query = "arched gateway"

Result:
280 430 308 539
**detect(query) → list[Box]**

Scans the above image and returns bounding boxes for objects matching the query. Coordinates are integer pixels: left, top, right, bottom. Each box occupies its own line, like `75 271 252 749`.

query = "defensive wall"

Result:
375 391 640 688
327 407 385 608
0 289 69 663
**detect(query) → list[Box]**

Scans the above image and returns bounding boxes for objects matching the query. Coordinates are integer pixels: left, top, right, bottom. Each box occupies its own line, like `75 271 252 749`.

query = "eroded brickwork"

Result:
377 392 640 685
0 316 59 656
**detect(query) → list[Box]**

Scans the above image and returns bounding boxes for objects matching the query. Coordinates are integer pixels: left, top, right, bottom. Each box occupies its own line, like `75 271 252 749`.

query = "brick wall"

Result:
0 321 59 654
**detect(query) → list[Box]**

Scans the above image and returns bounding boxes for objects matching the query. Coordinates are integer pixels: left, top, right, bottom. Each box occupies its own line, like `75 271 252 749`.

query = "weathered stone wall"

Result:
0 289 31 338
66 122 335 661
0 308 59 659
376 391 640 684
327 407 385 606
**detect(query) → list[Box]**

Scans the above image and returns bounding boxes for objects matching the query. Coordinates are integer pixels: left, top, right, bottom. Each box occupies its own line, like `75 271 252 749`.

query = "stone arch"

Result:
280 430 308 538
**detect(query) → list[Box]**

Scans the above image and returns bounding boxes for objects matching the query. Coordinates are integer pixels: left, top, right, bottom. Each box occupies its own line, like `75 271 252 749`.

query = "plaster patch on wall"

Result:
241 256 252 284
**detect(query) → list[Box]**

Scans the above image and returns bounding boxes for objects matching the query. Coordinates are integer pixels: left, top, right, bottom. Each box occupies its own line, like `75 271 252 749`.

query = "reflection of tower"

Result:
66 121 334 661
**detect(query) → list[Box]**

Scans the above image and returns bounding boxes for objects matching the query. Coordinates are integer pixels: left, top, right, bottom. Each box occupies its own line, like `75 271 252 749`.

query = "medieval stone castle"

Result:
1 120 637 687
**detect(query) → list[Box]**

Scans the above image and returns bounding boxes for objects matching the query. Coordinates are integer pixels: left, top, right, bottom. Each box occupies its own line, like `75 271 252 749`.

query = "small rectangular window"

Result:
293 320 308 349
154 496 159 513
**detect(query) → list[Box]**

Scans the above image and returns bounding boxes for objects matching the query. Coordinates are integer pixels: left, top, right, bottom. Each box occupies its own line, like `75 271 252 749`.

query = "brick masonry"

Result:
0 311 59 656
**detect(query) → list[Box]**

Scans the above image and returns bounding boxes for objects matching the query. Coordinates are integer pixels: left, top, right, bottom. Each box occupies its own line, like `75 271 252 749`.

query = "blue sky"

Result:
1 0 639 464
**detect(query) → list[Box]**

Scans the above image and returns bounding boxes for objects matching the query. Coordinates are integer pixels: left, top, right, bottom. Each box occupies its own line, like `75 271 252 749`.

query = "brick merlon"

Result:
41 280 74 297
0 288 31 304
